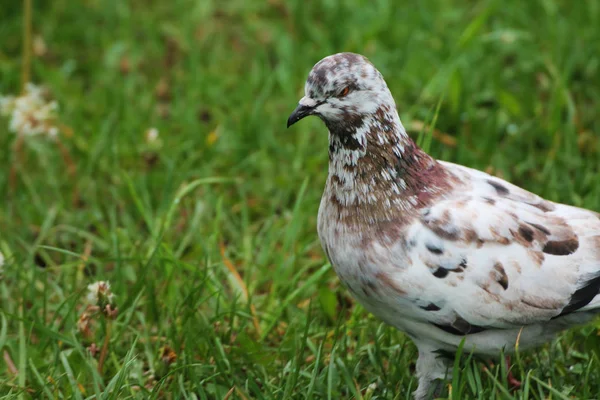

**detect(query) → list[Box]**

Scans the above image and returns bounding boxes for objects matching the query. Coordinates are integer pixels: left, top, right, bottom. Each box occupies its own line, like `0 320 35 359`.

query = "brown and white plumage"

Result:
287 52 600 399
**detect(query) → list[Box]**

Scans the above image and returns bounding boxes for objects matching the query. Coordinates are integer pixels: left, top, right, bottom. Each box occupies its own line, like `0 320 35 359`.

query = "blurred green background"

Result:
1 0 600 398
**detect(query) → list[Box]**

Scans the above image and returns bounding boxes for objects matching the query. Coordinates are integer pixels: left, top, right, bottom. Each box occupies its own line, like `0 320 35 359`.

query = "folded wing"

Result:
394 162 600 334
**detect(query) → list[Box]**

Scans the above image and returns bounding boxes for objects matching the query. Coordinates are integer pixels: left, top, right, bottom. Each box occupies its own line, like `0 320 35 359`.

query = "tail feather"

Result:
559 275 600 316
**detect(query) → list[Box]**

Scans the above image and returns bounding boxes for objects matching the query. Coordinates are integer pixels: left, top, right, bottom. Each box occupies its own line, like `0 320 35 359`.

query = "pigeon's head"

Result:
287 53 394 129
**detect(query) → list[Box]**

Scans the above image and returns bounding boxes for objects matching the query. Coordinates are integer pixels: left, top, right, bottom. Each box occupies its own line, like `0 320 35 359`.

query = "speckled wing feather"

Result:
394 161 600 334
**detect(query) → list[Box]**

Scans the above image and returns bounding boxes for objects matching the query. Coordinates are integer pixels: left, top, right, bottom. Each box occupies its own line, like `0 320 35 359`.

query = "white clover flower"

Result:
0 83 60 138
145 127 159 143
86 280 115 308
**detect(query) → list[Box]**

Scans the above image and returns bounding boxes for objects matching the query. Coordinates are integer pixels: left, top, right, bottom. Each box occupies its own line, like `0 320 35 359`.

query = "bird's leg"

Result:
505 355 522 389
413 345 451 400
483 355 522 390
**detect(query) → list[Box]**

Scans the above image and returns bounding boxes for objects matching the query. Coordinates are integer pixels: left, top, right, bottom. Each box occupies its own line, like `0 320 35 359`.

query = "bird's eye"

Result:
338 87 350 97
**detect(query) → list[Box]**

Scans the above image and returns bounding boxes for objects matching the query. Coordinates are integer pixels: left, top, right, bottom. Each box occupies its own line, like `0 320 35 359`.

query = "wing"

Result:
384 162 600 334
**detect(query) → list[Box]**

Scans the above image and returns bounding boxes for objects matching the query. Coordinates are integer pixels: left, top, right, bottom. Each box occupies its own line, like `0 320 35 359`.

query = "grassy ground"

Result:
1 0 600 398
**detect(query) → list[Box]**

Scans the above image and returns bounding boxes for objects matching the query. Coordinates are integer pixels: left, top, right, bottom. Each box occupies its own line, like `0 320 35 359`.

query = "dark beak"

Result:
287 104 314 128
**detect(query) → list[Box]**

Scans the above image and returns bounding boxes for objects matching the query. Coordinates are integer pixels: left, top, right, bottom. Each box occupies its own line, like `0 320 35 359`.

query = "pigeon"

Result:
287 52 600 399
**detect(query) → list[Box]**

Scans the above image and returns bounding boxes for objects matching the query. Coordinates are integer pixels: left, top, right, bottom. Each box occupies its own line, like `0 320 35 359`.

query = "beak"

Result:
287 97 318 128
287 104 314 128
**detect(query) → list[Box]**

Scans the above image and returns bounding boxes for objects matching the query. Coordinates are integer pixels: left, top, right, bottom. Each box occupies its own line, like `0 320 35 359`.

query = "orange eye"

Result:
339 87 350 97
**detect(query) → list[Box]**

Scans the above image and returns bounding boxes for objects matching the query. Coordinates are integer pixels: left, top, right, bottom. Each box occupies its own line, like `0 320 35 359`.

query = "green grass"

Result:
1 0 600 398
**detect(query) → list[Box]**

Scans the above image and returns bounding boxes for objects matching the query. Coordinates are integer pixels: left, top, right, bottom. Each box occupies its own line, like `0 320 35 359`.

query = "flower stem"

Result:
97 320 112 374
21 0 33 92
9 134 25 193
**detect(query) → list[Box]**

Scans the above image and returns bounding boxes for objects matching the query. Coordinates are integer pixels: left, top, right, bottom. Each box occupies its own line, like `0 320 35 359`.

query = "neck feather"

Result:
325 104 452 224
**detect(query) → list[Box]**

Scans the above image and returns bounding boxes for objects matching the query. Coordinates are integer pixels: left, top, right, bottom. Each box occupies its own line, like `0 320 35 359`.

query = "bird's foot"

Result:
505 356 522 390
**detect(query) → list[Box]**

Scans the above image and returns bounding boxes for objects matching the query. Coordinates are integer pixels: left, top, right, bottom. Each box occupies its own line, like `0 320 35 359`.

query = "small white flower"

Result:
0 83 60 138
86 281 115 307
145 127 159 143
